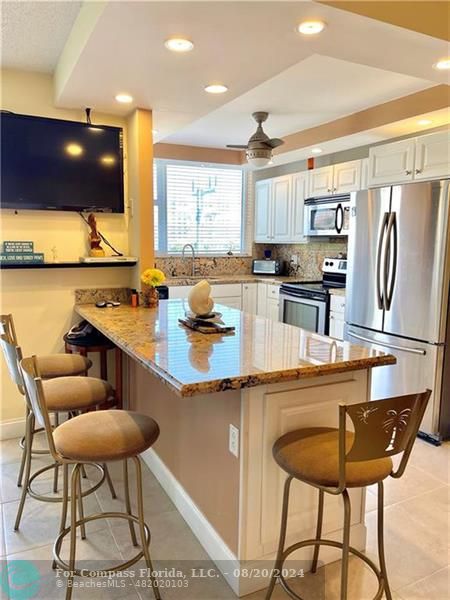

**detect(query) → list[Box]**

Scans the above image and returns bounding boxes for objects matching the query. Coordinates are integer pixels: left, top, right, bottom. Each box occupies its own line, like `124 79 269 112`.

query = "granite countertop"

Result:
164 274 297 286
75 301 395 397
329 288 346 297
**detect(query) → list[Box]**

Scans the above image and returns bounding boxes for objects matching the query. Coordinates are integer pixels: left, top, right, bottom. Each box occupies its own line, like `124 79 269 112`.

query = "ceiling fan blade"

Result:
266 138 285 149
226 144 248 149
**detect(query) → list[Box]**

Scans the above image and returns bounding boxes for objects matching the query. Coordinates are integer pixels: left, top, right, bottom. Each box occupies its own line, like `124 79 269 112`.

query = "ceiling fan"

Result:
227 111 284 167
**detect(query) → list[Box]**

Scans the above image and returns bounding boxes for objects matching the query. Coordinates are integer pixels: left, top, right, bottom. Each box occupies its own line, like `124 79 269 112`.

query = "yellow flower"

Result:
141 268 166 288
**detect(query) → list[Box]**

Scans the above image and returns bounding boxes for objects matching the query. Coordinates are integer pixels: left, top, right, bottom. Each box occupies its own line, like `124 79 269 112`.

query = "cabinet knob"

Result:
415 168 422 174
327 188 331 193
405 170 412 175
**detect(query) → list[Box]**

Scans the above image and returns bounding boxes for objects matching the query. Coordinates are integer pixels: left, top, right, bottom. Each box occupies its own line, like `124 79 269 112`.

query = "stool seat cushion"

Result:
37 354 92 379
273 427 393 488
43 377 113 412
53 410 160 462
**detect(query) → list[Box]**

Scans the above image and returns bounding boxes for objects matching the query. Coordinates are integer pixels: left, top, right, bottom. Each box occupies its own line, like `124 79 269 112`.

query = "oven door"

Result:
304 199 350 237
279 293 327 334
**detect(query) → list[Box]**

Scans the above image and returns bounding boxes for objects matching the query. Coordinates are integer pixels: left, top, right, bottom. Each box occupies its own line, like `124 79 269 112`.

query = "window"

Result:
154 161 246 255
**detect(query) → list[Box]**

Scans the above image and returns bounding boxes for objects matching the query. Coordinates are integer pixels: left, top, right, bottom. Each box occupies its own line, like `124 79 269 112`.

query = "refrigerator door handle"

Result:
376 212 389 310
347 331 427 355
385 212 398 311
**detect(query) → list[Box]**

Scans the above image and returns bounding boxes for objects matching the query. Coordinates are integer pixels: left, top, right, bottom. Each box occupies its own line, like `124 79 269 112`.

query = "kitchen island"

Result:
75 300 395 596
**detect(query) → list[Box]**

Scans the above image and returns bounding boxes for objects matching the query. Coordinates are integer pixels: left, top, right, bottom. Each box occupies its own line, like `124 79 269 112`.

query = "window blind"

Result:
155 163 244 254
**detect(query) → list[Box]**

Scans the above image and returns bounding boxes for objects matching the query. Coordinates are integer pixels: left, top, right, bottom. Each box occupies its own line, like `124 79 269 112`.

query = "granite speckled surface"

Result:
75 287 131 305
75 301 395 397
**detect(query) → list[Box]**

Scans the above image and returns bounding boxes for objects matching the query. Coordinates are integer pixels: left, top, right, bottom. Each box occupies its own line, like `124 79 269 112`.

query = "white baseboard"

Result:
0 417 25 440
140 448 367 597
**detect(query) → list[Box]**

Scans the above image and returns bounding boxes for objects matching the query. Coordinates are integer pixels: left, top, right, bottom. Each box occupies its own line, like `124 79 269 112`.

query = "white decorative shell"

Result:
188 280 214 317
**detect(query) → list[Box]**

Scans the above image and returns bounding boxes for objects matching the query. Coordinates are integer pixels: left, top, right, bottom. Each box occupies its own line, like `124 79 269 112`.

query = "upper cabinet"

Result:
414 130 450 181
368 130 450 187
254 172 308 243
309 160 361 196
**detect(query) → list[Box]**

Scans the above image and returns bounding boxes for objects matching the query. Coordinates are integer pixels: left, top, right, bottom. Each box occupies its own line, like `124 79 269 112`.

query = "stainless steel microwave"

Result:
304 194 351 237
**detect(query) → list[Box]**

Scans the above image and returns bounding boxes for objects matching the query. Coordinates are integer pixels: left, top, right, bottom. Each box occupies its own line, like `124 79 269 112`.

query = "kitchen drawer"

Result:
210 283 242 297
330 294 346 314
266 284 280 299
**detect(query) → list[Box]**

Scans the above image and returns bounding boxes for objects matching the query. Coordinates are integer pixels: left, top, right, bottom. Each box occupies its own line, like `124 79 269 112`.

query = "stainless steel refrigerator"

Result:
345 180 450 442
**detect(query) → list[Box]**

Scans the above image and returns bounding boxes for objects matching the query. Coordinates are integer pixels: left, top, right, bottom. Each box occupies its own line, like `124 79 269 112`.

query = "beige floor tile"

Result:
2 486 105 556
4 531 142 600
409 439 450 485
398 486 449 547
367 465 443 508
397 566 449 600
364 503 449 590
0 437 25 465
0 457 63 504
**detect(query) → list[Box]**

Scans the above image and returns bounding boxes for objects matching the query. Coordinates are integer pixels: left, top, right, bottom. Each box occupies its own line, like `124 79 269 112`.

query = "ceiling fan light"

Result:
246 147 272 168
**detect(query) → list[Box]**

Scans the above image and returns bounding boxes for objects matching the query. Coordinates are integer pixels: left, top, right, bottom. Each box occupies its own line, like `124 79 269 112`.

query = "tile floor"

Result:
0 434 448 599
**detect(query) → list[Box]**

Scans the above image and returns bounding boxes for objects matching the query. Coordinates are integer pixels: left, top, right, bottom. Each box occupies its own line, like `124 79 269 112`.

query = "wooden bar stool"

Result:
20 355 162 600
265 390 431 600
64 331 123 409
0 329 118 531
0 314 92 486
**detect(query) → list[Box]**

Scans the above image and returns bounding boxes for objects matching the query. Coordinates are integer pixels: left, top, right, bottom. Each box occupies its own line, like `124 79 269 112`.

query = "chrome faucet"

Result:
181 244 198 277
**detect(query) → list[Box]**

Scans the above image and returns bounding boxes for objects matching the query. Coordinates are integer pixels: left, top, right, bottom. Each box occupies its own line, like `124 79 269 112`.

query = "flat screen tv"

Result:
1 112 124 213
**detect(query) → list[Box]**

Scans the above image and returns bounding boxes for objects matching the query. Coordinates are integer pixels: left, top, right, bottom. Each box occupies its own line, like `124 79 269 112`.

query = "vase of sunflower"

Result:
140 268 166 308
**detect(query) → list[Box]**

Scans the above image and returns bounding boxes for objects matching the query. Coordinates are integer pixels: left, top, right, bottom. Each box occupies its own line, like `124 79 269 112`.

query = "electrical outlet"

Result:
229 424 239 458
290 254 298 265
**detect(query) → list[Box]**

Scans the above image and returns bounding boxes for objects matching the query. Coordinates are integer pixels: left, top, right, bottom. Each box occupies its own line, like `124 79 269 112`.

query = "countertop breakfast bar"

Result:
75 300 395 596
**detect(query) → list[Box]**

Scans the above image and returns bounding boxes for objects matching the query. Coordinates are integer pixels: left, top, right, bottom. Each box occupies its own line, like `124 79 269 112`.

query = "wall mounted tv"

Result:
1 112 124 213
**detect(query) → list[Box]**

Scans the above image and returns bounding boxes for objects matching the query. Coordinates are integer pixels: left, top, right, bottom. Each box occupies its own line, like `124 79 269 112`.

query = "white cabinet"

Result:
360 157 369 190
368 139 415 186
333 160 362 193
168 285 191 299
254 173 307 243
254 180 272 242
329 293 346 341
256 282 280 321
309 160 362 196
242 283 257 314
414 130 450 181
267 298 280 322
309 166 334 196
367 131 450 187
291 172 308 241
272 176 292 242
216 296 242 310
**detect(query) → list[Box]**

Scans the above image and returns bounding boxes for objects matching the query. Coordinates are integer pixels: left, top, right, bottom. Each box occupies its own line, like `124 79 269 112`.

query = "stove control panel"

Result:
322 257 347 274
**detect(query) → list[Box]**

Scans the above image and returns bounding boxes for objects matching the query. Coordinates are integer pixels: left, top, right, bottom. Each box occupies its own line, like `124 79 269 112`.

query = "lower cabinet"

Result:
242 283 257 313
257 282 280 321
329 293 346 340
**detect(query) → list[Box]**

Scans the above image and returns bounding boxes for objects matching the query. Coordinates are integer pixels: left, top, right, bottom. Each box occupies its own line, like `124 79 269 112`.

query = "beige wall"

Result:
0 70 133 429
130 361 241 554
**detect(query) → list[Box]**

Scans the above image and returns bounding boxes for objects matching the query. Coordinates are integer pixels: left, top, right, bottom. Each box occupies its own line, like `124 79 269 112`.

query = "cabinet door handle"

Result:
327 188 331 193
405 170 412 175
415 168 422 174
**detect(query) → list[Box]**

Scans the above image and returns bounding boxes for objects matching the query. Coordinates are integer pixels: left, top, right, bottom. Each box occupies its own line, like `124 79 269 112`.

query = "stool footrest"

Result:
27 462 106 503
53 512 151 576
277 538 385 600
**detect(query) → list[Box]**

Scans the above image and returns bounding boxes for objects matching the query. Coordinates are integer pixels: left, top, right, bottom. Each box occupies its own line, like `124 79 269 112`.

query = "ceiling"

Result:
1 1 449 156
1 1 82 72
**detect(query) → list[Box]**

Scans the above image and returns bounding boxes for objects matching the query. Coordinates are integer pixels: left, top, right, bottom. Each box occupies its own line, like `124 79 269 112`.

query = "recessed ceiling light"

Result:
164 38 194 52
433 58 450 70
115 93 133 104
204 84 228 94
297 20 326 35
311 147 322 154
417 119 432 126
101 155 116 166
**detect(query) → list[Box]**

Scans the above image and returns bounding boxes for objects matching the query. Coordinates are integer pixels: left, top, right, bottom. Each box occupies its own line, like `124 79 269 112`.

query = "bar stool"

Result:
64 331 122 408
0 314 92 486
0 330 117 531
20 355 162 600
265 390 431 600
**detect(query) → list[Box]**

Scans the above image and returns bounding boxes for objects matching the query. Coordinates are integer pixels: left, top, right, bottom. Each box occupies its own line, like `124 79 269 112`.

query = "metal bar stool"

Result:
0 328 117 531
64 331 123 409
265 390 431 600
20 355 162 600
1 314 92 486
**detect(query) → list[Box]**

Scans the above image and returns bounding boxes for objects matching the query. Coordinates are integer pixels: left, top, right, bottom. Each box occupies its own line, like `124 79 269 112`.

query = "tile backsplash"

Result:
155 239 347 281
155 255 253 277
256 240 348 280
